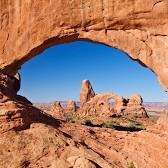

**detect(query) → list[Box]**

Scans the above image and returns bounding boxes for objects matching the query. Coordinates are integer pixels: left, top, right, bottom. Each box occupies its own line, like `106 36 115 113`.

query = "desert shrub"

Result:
84 120 93 126
78 115 86 120
128 162 136 168
128 121 145 130
89 114 98 119
64 112 74 123
101 121 114 128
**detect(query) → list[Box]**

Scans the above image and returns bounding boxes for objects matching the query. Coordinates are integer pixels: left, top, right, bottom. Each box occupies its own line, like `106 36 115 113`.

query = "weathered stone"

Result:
0 2 168 167
16 95 32 105
80 91 148 118
128 94 143 107
157 110 168 131
80 80 95 108
50 101 64 118
124 94 148 118
0 71 18 98
81 93 114 116
113 96 128 113
0 1 168 91
0 100 45 132
66 100 77 113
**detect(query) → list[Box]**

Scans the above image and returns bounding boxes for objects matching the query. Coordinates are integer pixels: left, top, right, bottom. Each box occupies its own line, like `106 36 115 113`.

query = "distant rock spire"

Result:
80 80 95 107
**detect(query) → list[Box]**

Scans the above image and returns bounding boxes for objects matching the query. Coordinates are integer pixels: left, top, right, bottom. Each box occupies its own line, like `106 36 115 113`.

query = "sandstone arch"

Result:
0 0 168 91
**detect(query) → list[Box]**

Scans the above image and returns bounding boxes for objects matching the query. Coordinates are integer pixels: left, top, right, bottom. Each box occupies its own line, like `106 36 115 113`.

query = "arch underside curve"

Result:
0 0 168 90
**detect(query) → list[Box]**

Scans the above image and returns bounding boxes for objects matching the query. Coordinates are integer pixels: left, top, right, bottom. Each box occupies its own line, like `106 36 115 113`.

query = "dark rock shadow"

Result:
82 121 144 132
13 103 63 131
29 106 62 128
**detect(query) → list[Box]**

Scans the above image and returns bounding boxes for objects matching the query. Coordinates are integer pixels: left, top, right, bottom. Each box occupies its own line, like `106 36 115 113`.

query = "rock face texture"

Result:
79 81 147 118
1 1 168 167
125 94 148 117
1 120 168 168
0 0 168 91
113 95 128 113
0 123 113 168
157 111 168 131
81 93 113 116
80 80 95 108
66 100 77 113
50 102 64 118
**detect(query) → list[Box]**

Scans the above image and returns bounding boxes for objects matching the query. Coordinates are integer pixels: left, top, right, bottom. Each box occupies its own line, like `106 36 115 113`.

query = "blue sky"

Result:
19 41 168 103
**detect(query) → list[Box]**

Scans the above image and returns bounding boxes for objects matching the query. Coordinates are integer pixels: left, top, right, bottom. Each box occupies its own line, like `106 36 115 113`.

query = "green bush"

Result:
128 162 136 168
89 114 98 119
102 121 114 128
84 120 93 126
78 115 86 120
64 113 74 123
128 121 145 130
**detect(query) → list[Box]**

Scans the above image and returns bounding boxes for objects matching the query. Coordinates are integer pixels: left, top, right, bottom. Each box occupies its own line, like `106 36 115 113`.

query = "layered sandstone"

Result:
66 100 77 113
80 80 95 107
0 0 168 91
113 95 128 113
157 110 168 131
126 94 148 118
0 1 168 167
81 93 113 116
79 80 147 118
50 101 64 118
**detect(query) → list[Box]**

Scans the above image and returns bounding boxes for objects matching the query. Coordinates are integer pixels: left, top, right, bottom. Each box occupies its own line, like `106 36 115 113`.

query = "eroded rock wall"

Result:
0 0 168 90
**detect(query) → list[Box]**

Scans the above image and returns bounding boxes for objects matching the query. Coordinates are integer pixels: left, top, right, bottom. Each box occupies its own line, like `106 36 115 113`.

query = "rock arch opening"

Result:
1 1 168 167
18 41 168 104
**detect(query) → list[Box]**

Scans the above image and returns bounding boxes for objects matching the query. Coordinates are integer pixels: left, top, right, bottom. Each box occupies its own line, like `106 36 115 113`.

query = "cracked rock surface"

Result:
0 0 168 90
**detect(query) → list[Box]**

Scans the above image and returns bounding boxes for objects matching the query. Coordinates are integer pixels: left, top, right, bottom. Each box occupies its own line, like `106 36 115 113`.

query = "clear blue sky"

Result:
19 41 168 103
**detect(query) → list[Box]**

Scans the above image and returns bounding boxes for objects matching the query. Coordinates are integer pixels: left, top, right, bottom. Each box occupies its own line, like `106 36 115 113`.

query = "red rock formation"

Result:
113 95 128 113
81 93 113 116
50 101 64 118
0 98 53 133
66 100 77 113
79 81 145 118
157 110 168 131
80 93 128 117
0 1 168 91
80 80 95 108
125 94 148 118
0 1 168 167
